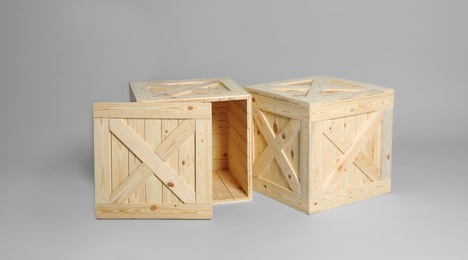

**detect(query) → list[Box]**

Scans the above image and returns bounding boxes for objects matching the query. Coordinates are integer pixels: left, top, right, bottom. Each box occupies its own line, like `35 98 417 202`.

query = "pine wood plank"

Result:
253 109 301 193
179 128 195 190
309 179 391 214
144 119 163 203
109 119 195 203
309 92 393 122
227 110 247 141
212 133 228 147
154 119 195 161
128 119 145 203
227 101 247 128
212 170 233 202
96 203 212 219
195 118 212 204
94 118 111 203
111 120 129 201
212 120 228 134
162 119 182 204
306 77 324 98
216 170 248 200
251 94 310 121
93 102 211 119
110 165 153 203
298 121 309 197
381 109 393 180
310 121 324 197
254 177 309 214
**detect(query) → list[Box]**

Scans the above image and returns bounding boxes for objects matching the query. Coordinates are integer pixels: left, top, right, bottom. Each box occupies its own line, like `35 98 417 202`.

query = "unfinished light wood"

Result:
129 78 252 205
93 102 212 219
246 75 394 214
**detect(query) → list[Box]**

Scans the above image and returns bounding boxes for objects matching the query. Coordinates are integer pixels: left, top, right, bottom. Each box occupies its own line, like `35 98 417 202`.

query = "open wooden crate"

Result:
245 76 394 214
130 78 252 205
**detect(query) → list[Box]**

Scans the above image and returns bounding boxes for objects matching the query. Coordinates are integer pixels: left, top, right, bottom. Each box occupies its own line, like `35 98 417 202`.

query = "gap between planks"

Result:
212 170 248 204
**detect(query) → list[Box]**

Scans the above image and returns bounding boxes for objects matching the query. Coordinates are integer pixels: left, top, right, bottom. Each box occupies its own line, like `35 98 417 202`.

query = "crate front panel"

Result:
312 110 386 197
93 103 212 219
252 107 304 196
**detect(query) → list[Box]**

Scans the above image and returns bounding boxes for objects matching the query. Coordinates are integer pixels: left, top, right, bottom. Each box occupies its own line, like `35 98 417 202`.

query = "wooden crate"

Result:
244 76 394 214
93 102 213 219
130 78 252 205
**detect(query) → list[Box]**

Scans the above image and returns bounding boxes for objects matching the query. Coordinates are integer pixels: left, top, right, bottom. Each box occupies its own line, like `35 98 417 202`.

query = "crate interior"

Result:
211 100 249 204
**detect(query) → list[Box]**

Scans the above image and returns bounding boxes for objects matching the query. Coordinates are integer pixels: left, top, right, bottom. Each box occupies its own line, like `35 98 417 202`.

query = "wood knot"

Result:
387 154 391 160
165 130 168 133
263 185 267 188
257 130 260 135
181 160 185 165
167 182 174 187
223 153 228 157
288 174 291 179
150 205 157 211
252 98 256 102
313 202 318 206
290 150 294 158
273 123 278 133
282 133 286 139
187 106 194 110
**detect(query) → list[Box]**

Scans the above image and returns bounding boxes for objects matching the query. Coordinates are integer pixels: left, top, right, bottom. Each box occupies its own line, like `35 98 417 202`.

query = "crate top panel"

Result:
244 76 394 108
130 77 250 103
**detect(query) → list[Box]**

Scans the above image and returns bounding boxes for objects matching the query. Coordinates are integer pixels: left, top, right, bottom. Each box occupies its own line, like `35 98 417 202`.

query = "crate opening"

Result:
211 100 249 204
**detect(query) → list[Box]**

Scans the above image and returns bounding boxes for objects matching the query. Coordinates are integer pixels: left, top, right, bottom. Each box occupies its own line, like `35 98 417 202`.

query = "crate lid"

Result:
130 77 249 103
244 76 393 108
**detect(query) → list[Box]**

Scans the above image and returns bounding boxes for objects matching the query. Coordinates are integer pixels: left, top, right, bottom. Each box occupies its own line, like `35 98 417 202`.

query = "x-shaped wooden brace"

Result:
323 111 383 193
163 81 218 97
108 119 196 203
253 109 301 193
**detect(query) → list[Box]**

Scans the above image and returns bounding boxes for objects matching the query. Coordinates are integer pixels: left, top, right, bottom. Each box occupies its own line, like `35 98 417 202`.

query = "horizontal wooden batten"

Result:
309 92 394 122
96 203 212 219
93 102 211 119
250 94 310 122
309 179 391 214
254 178 309 214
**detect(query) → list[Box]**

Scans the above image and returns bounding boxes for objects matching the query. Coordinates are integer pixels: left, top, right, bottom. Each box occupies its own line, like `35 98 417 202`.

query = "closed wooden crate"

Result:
244 76 394 214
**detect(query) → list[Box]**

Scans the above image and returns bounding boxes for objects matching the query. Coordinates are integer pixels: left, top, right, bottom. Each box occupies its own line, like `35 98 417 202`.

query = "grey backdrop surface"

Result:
1 1 467 259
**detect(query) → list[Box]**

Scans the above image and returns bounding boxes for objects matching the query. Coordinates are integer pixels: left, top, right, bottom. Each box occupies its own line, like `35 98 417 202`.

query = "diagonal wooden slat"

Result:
154 120 195 161
253 109 301 193
109 119 196 203
110 165 153 203
165 81 218 97
323 121 381 182
323 111 383 193
253 146 274 178
306 77 324 98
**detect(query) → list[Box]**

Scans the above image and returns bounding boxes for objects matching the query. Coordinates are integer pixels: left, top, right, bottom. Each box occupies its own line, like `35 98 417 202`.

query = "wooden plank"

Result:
109 119 195 203
165 81 218 97
110 165 153 203
162 119 182 204
212 170 233 202
212 159 228 171
355 113 368 185
343 115 356 190
253 177 309 214
381 109 393 179
227 124 248 156
250 94 310 121
306 77 324 98
309 179 391 214
179 127 195 190
212 133 228 147
111 119 129 201
212 107 228 121
227 110 247 141
212 120 228 134
94 118 111 203
323 111 383 193
128 119 145 203
93 102 211 119
309 92 394 122
227 101 247 128
195 119 212 204
253 109 301 193
221 78 250 95
227 141 248 194
154 119 195 161
96 203 212 219
310 121 323 198
227 137 248 171
217 170 248 200
298 121 309 197
252 146 273 178
144 119 163 203
270 113 292 190
212 146 229 160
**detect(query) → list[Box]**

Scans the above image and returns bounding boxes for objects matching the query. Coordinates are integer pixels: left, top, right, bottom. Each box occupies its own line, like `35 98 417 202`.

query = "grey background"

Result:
1 1 467 259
